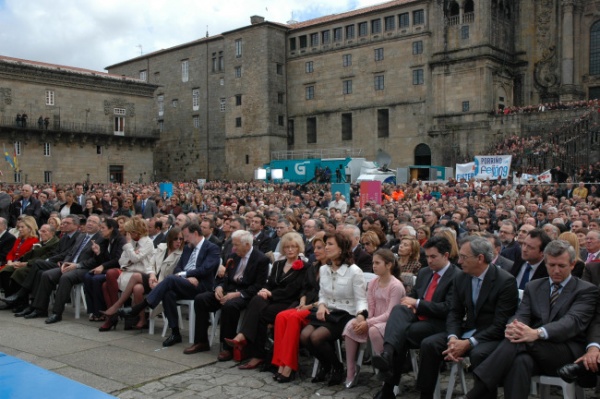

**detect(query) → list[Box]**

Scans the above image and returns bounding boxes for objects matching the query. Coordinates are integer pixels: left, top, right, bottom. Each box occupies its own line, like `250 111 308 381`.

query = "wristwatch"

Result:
537 328 544 339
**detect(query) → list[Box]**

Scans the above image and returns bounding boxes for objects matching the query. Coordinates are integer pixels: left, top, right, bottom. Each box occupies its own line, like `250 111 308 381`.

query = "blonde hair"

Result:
558 231 582 262
18 216 39 239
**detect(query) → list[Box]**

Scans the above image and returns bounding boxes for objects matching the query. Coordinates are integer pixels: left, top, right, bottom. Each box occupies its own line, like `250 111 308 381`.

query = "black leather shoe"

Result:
12 302 28 313
14 306 34 317
24 309 48 319
557 363 597 387
1 289 27 305
372 351 393 372
162 334 182 347
45 313 62 324
373 389 396 399
311 365 331 383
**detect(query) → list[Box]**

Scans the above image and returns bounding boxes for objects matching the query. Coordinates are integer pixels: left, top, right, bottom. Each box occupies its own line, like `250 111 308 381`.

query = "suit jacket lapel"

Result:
417 268 433 299
432 266 453 301
549 278 575 321
475 266 496 316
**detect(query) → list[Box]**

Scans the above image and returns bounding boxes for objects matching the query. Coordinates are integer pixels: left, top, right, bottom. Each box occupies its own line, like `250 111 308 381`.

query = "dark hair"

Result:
103 218 120 240
445 220 461 238
166 227 182 251
154 219 163 230
201 217 215 229
111 196 122 207
254 214 266 227
373 248 399 278
324 231 354 266
182 222 202 235
423 235 452 256
527 228 553 252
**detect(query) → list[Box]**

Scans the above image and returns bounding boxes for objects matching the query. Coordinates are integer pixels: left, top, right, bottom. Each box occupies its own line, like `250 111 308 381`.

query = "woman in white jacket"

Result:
99 218 154 330
300 231 367 387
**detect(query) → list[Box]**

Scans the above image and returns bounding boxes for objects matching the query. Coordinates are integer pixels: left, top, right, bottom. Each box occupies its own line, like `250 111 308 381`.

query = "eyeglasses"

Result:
458 253 478 260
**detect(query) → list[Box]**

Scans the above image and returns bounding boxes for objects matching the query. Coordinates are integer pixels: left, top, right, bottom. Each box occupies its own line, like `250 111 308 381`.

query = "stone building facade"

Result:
0 56 159 184
107 0 600 181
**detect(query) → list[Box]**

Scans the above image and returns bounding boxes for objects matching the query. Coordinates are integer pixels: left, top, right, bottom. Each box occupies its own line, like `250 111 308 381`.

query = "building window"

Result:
139 70 147 81
289 37 297 50
235 117 242 127
287 119 295 145
157 95 164 116
385 16 395 31
192 89 200 111
158 120 164 133
114 116 125 135
235 94 242 106
14 141 21 156
212 53 217 72
592 23 600 75
299 35 307 48
310 33 319 46
44 171 52 184
43 142 51 156
346 25 355 39
374 48 384 61
278 92 284 104
322 30 330 44
172 99 178 108
235 66 242 78
276 63 283 75
462 101 470 112
371 19 381 34
278 115 284 126
461 25 469 40
413 69 424 85
399 13 409 28
378 109 389 138
218 51 224 71
358 22 368 37
220 98 226 112
333 27 343 42
413 9 425 25
343 54 352 67
45 90 55 106
96 145 103 155
374 75 385 91
305 61 314 73
181 59 189 82
235 39 242 57
307 117 317 144
306 86 315 100
13 172 21 183
343 80 352 95
193 115 200 128
114 108 126 115
412 41 423 54
341 113 352 141
220 78 225 86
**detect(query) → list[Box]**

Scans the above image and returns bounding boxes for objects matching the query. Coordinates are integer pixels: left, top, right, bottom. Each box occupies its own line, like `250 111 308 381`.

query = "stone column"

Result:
561 0 574 87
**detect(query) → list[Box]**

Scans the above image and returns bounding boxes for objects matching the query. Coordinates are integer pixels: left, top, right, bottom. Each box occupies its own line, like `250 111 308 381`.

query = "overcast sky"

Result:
0 0 387 72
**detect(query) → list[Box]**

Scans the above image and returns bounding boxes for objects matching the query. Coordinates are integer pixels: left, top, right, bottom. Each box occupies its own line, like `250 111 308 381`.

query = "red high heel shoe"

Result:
224 337 247 350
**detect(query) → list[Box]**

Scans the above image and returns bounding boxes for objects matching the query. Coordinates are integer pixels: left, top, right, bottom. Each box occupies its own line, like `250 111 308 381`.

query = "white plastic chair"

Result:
531 375 585 399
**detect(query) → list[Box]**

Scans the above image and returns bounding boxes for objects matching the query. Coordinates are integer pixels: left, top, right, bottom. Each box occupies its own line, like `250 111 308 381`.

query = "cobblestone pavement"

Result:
0 307 598 399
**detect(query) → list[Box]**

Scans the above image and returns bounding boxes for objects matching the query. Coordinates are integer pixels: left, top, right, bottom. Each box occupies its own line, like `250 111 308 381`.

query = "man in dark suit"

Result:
220 216 245 263
372 236 458 399
483 232 513 271
417 236 518 399
3 215 81 315
509 228 551 290
134 188 159 219
200 218 222 247
499 220 522 264
120 222 221 347
249 214 272 254
184 230 269 359
0 217 16 265
302 218 323 261
148 218 166 248
9 185 42 227
26 215 102 323
466 240 598 398
343 224 373 272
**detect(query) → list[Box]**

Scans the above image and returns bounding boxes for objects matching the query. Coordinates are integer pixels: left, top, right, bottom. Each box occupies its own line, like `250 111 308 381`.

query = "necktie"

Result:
472 277 482 304
519 263 532 290
587 253 595 263
550 283 561 308
72 235 92 263
21 200 28 214
234 256 248 283
184 245 200 272
418 273 440 321
142 200 146 213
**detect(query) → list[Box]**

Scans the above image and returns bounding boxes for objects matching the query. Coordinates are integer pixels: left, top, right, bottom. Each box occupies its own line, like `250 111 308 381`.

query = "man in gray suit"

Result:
135 188 159 219
464 240 598 399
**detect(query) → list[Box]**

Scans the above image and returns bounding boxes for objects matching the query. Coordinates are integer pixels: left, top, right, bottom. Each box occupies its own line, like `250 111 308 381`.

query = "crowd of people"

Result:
495 99 600 115
2 175 600 397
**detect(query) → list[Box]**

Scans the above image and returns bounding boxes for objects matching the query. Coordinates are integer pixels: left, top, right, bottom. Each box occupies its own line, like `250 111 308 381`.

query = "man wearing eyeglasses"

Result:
416 236 518 399
499 220 522 264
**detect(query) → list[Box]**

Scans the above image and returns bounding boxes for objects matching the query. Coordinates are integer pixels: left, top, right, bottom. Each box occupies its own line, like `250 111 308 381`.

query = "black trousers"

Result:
193 291 250 347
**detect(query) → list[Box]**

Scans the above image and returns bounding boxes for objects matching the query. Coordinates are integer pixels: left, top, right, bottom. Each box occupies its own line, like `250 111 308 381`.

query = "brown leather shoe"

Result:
183 342 210 355
217 350 233 361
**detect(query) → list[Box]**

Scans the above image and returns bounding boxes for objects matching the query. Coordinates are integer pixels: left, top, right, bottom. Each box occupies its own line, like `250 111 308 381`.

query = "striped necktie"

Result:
550 283 561 308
